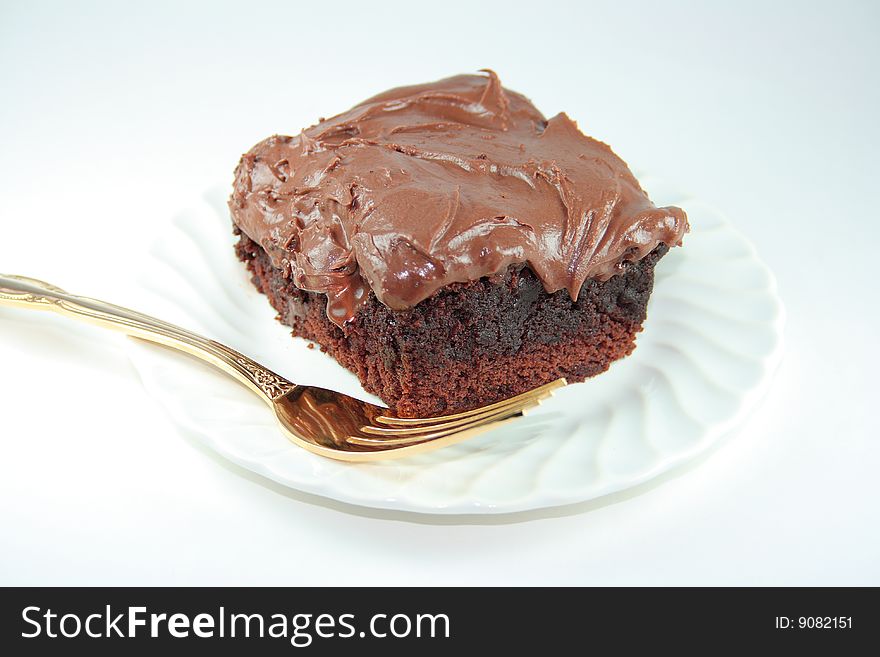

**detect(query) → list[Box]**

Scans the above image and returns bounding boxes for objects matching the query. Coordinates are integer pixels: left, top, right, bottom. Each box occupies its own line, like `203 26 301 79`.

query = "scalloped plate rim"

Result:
123 180 785 515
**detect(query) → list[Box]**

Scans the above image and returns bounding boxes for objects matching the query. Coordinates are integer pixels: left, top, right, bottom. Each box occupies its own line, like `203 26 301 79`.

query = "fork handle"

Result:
0 274 295 401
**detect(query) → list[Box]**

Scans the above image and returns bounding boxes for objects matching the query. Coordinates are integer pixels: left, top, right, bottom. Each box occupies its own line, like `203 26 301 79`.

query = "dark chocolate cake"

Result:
229 71 689 417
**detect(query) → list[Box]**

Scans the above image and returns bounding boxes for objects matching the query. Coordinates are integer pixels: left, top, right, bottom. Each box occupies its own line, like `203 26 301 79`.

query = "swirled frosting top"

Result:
230 70 688 326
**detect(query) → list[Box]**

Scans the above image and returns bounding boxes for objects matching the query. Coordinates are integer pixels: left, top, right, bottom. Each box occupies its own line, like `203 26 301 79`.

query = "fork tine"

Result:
361 384 557 437
348 403 530 448
350 383 560 447
374 378 567 427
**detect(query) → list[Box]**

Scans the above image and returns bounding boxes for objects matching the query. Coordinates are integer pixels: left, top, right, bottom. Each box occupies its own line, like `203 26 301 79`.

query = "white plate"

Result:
125 177 784 514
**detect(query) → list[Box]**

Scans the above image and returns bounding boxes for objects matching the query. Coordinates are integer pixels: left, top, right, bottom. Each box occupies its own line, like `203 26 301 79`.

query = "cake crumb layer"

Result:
236 232 666 417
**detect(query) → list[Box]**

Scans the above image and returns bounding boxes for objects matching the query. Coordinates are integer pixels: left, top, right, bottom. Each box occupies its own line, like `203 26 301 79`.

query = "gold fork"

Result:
0 274 565 461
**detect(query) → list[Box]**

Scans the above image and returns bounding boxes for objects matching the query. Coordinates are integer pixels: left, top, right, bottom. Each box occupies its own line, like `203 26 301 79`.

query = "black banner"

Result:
0 587 874 653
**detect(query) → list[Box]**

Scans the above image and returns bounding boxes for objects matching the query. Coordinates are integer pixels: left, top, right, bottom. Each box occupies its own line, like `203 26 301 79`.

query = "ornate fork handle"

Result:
0 274 295 401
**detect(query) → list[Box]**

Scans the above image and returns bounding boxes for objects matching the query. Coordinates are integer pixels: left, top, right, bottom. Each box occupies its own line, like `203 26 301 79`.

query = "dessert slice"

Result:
230 71 688 417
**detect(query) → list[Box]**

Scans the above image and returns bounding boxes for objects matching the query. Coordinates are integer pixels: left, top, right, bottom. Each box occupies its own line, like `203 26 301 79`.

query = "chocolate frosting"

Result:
230 70 688 326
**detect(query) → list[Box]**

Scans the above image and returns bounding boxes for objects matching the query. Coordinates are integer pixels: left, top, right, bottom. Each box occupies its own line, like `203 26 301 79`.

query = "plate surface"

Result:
125 177 784 514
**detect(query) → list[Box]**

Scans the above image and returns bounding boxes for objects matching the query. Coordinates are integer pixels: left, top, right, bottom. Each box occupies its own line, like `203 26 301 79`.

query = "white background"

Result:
1 0 877 585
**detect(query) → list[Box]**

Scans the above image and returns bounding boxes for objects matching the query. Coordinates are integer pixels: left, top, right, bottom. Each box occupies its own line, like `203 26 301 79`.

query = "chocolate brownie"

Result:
229 71 688 417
